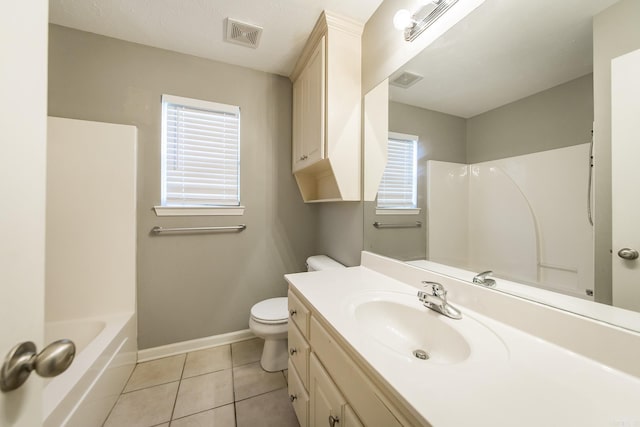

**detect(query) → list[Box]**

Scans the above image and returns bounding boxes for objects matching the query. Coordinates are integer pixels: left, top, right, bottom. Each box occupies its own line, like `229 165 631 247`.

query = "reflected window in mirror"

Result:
377 132 418 212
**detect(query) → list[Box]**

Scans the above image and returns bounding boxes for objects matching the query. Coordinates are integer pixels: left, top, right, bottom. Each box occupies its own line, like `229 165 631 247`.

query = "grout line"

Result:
121 378 181 394
234 384 289 403
230 344 239 427
168 353 188 422
169 403 236 423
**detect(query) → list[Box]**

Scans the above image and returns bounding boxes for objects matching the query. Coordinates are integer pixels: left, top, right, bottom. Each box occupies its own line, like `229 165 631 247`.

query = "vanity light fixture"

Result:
394 0 484 42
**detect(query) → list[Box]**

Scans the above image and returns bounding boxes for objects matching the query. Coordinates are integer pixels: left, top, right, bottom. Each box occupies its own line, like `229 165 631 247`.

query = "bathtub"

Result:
43 312 137 427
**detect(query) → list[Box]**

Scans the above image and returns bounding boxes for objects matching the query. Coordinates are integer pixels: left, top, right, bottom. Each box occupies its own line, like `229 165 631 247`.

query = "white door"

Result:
612 48 640 312
0 1 49 426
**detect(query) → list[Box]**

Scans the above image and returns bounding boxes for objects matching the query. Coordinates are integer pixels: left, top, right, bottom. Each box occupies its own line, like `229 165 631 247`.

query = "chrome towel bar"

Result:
373 221 422 229
151 225 246 234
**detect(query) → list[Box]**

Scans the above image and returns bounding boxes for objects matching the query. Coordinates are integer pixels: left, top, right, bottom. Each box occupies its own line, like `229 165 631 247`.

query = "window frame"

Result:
155 94 244 216
376 132 420 214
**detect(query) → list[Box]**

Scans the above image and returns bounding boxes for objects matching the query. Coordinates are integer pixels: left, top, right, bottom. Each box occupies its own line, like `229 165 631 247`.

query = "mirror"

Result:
363 0 640 331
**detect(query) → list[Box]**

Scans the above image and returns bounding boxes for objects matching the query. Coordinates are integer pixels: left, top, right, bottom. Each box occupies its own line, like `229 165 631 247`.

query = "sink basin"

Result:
348 291 508 364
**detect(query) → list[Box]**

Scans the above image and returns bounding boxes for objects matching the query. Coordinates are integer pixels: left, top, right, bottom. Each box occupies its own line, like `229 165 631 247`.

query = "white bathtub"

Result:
43 312 137 427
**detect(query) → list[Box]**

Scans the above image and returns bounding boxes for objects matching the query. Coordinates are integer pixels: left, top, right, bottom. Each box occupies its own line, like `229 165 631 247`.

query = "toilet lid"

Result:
250 297 288 323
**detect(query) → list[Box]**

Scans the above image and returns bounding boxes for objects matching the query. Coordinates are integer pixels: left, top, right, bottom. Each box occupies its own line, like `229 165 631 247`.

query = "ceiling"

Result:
389 0 620 118
49 0 384 77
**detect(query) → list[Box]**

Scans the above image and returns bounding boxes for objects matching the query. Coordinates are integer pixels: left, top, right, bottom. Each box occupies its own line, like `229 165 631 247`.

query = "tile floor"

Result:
104 338 300 427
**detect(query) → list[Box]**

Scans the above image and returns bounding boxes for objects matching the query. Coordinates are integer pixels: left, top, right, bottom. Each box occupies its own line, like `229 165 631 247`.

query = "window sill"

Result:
153 206 245 216
375 208 421 215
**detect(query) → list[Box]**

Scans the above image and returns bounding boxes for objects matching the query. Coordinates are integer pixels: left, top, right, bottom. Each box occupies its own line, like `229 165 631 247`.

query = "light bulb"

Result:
393 9 412 30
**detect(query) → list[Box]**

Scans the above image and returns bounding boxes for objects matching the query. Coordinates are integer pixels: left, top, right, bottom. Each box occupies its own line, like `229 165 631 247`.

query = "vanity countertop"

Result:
285 266 640 427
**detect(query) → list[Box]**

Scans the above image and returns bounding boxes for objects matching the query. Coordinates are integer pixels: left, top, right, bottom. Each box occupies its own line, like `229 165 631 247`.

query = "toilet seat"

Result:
250 297 288 324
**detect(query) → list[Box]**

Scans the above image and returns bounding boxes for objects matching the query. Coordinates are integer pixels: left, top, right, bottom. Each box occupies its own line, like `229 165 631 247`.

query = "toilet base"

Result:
248 317 289 372
260 338 288 372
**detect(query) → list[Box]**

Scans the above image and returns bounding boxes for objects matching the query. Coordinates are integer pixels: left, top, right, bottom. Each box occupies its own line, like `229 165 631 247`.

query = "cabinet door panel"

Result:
302 35 325 166
344 405 364 427
292 76 304 172
310 353 345 427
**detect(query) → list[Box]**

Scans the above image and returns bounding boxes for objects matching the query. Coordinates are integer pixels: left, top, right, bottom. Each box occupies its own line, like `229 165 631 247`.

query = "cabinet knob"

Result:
289 309 297 317
329 415 340 426
289 394 297 402
289 348 297 356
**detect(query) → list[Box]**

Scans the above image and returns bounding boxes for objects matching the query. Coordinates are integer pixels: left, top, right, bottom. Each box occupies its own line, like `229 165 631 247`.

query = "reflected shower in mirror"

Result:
364 0 640 328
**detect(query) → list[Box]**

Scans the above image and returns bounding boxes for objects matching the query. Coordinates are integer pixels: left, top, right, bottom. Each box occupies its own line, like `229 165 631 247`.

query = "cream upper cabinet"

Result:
289 12 363 202
293 38 325 173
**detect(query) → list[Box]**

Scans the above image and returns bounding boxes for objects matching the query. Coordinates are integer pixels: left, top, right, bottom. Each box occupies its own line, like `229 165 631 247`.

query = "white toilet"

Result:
249 255 345 372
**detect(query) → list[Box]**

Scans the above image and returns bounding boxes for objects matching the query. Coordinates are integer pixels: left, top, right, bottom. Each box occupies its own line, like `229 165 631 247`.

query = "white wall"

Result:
46 117 137 320
427 144 594 298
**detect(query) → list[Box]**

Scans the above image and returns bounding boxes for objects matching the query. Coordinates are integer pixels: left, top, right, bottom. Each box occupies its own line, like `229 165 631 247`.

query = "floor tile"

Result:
233 361 287 401
173 369 234 419
104 382 179 427
183 345 232 378
170 404 235 427
236 388 299 427
231 338 264 366
124 354 186 392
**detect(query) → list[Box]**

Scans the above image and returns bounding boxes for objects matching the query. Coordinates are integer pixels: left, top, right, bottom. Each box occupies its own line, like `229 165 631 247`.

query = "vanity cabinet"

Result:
287 288 414 427
289 11 363 202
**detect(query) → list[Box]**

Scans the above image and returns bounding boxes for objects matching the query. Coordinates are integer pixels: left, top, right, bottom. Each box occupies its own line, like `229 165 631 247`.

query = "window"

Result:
160 94 240 210
377 132 418 210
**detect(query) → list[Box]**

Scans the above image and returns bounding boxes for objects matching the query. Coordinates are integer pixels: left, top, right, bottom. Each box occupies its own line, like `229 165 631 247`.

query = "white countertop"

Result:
286 266 640 427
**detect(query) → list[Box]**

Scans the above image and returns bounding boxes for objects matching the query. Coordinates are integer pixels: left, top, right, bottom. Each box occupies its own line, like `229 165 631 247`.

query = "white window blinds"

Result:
161 95 240 206
377 133 418 209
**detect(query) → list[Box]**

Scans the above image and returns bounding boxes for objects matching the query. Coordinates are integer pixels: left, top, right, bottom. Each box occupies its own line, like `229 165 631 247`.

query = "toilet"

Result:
249 255 345 372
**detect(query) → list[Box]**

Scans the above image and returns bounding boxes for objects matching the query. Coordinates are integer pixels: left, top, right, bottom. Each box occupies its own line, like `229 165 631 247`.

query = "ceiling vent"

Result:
225 18 263 49
390 71 424 89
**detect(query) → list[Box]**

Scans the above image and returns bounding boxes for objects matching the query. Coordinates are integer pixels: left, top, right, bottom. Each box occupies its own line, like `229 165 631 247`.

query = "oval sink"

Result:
348 291 508 364
354 299 470 363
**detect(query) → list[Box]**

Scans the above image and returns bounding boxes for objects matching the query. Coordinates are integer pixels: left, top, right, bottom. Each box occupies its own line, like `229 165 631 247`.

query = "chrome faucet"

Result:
417 281 462 320
473 270 496 287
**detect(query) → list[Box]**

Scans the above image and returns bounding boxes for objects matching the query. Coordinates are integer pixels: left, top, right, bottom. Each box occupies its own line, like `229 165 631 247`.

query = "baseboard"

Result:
137 329 255 363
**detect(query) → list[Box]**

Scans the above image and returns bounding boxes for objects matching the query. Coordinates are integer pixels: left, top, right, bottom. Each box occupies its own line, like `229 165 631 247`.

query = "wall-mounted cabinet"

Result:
290 12 363 202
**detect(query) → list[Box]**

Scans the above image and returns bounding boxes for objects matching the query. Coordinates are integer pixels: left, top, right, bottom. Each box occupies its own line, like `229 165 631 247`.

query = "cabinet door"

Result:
292 75 304 172
309 353 345 427
343 405 364 427
302 35 325 167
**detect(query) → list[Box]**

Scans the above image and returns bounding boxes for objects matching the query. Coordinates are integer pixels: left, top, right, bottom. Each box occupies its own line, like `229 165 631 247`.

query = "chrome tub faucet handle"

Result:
473 270 496 287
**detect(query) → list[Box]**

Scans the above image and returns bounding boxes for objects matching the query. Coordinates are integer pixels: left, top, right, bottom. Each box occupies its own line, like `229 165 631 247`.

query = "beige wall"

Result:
467 74 594 163
316 202 363 267
593 0 640 305
48 25 317 349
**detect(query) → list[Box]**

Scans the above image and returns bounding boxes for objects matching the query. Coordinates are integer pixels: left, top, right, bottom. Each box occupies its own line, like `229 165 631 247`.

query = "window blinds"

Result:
161 95 240 206
377 135 417 209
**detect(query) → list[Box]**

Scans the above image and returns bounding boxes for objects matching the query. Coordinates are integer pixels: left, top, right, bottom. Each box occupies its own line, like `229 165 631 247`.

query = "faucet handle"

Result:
473 270 496 287
421 281 446 297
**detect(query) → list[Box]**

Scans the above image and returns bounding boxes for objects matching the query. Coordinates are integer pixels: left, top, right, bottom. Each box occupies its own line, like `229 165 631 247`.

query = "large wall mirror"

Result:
363 0 640 331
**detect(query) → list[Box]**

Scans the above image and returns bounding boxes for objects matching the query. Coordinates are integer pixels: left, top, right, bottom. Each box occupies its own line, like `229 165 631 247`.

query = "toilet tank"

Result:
306 255 345 271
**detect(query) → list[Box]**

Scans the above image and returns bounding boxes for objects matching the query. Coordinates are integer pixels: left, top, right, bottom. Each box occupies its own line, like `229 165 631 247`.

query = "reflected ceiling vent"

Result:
390 71 424 89
225 18 263 49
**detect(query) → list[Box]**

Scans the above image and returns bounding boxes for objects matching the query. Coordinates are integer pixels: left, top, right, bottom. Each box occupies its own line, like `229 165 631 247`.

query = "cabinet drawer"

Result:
288 290 310 337
288 320 310 388
288 359 309 427
310 317 404 427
